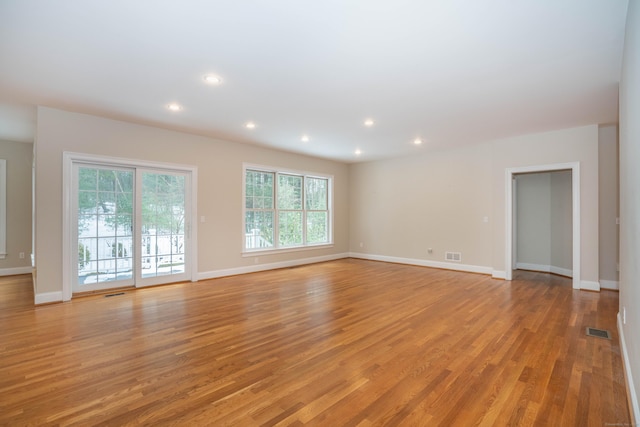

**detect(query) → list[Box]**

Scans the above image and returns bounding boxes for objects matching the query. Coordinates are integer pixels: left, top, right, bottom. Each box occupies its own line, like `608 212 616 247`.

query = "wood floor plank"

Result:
0 260 631 426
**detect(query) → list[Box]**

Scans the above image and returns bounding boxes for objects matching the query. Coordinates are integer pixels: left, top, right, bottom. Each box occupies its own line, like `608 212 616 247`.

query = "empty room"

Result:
0 0 638 425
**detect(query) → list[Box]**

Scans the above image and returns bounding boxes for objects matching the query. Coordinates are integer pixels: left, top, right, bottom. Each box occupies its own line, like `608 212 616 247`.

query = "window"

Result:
244 166 331 252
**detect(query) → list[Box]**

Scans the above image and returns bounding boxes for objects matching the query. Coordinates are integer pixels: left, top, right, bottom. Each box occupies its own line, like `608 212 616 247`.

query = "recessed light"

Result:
414 138 423 145
355 149 362 155
301 135 309 142
245 121 256 129
364 118 374 127
204 74 222 85
167 103 183 112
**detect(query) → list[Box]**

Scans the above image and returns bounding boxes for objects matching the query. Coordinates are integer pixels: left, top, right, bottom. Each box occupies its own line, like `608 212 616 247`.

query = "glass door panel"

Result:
74 166 134 291
139 171 188 284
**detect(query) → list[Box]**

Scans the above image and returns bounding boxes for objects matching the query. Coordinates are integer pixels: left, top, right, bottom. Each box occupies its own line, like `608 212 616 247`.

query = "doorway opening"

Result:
505 162 580 289
513 170 573 279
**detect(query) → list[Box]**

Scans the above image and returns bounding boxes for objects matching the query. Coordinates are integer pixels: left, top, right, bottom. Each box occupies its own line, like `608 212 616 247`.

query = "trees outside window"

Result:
244 167 331 251
76 167 187 285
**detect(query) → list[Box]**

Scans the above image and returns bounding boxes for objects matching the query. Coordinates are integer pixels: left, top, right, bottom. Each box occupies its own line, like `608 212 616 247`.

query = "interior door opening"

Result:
512 170 573 281
505 162 580 289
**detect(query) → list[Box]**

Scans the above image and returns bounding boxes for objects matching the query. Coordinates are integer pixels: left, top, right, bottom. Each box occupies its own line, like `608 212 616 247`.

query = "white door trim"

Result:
62 152 198 301
505 162 580 289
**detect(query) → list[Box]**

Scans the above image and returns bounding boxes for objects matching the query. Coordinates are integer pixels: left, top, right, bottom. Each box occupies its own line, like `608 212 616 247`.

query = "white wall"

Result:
349 143 493 273
34 107 350 299
598 125 620 287
516 173 552 267
0 140 33 275
618 0 640 421
491 125 599 284
350 124 599 285
550 170 573 273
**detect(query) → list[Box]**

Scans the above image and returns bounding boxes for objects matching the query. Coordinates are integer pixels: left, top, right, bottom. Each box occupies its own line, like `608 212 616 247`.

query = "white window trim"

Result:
62 152 198 301
242 163 334 255
0 159 6 259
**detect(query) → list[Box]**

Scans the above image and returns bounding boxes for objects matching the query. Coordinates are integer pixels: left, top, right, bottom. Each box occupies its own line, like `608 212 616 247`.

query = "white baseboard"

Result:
580 280 600 291
348 252 492 275
35 291 63 305
550 266 573 277
198 252 350 281
618 313 639 425
516 262 549 272
0 266 33 276
599 280 619 290
492 270 506 279
515 262 573 278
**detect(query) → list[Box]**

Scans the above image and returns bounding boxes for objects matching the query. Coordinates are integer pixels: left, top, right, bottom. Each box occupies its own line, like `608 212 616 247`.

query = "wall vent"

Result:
445 252 462 262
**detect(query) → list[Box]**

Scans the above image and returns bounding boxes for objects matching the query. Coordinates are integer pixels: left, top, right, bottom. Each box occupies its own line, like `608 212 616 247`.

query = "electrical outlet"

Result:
427 248 433 254
19 252 25 259
359 242 363 248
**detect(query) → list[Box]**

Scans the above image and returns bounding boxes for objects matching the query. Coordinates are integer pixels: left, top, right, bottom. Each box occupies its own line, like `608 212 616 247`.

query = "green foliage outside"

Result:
77 168 185 265
245 170 329 248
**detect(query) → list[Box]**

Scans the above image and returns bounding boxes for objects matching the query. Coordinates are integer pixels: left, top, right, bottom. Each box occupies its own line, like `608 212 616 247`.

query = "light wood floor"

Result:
0 259 630 426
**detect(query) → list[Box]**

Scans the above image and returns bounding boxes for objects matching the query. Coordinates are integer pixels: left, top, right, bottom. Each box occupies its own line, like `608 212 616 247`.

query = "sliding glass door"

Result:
138 170 188 286
74 165 134 291
72 163 191 293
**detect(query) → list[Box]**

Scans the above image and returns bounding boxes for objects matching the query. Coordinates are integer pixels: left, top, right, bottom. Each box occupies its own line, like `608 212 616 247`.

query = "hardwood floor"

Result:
0 259 630 426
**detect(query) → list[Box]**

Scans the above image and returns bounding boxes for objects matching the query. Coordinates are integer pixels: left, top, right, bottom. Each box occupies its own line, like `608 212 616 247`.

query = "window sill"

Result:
242 243 334 257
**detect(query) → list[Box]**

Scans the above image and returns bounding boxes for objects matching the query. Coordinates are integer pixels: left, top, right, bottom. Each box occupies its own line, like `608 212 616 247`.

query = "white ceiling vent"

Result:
445 252 462 262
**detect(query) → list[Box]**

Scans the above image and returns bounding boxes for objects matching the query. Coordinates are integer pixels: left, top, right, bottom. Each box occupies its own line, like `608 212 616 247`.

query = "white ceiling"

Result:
0 0 629 163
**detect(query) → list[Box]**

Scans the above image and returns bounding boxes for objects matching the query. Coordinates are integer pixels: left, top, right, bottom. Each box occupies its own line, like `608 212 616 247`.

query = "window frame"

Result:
242 163 333 255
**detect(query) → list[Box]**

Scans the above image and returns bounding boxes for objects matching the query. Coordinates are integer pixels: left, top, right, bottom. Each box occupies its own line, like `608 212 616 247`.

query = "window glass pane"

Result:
279 211 303 246
115 170 133 192
98 192 115 214
277 174 302 210
141 172 186 278
78 216 97 238
78 192 97 214
245 211 274 249
116 191 133 215
305 177 328 210
77 166 135 287
307 211 328 244
98 215 116 237
78 168 97 191
98 169 117 191
246 170 274 209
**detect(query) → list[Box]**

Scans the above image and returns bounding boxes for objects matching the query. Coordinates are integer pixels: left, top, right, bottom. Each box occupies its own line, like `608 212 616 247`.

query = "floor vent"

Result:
105 292 125 298
445 252 462 262
585 327 611 339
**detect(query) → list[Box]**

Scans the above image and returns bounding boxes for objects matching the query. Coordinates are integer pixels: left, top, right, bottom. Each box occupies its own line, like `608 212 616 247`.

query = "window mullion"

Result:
274 173 279 249
302 176 307 245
